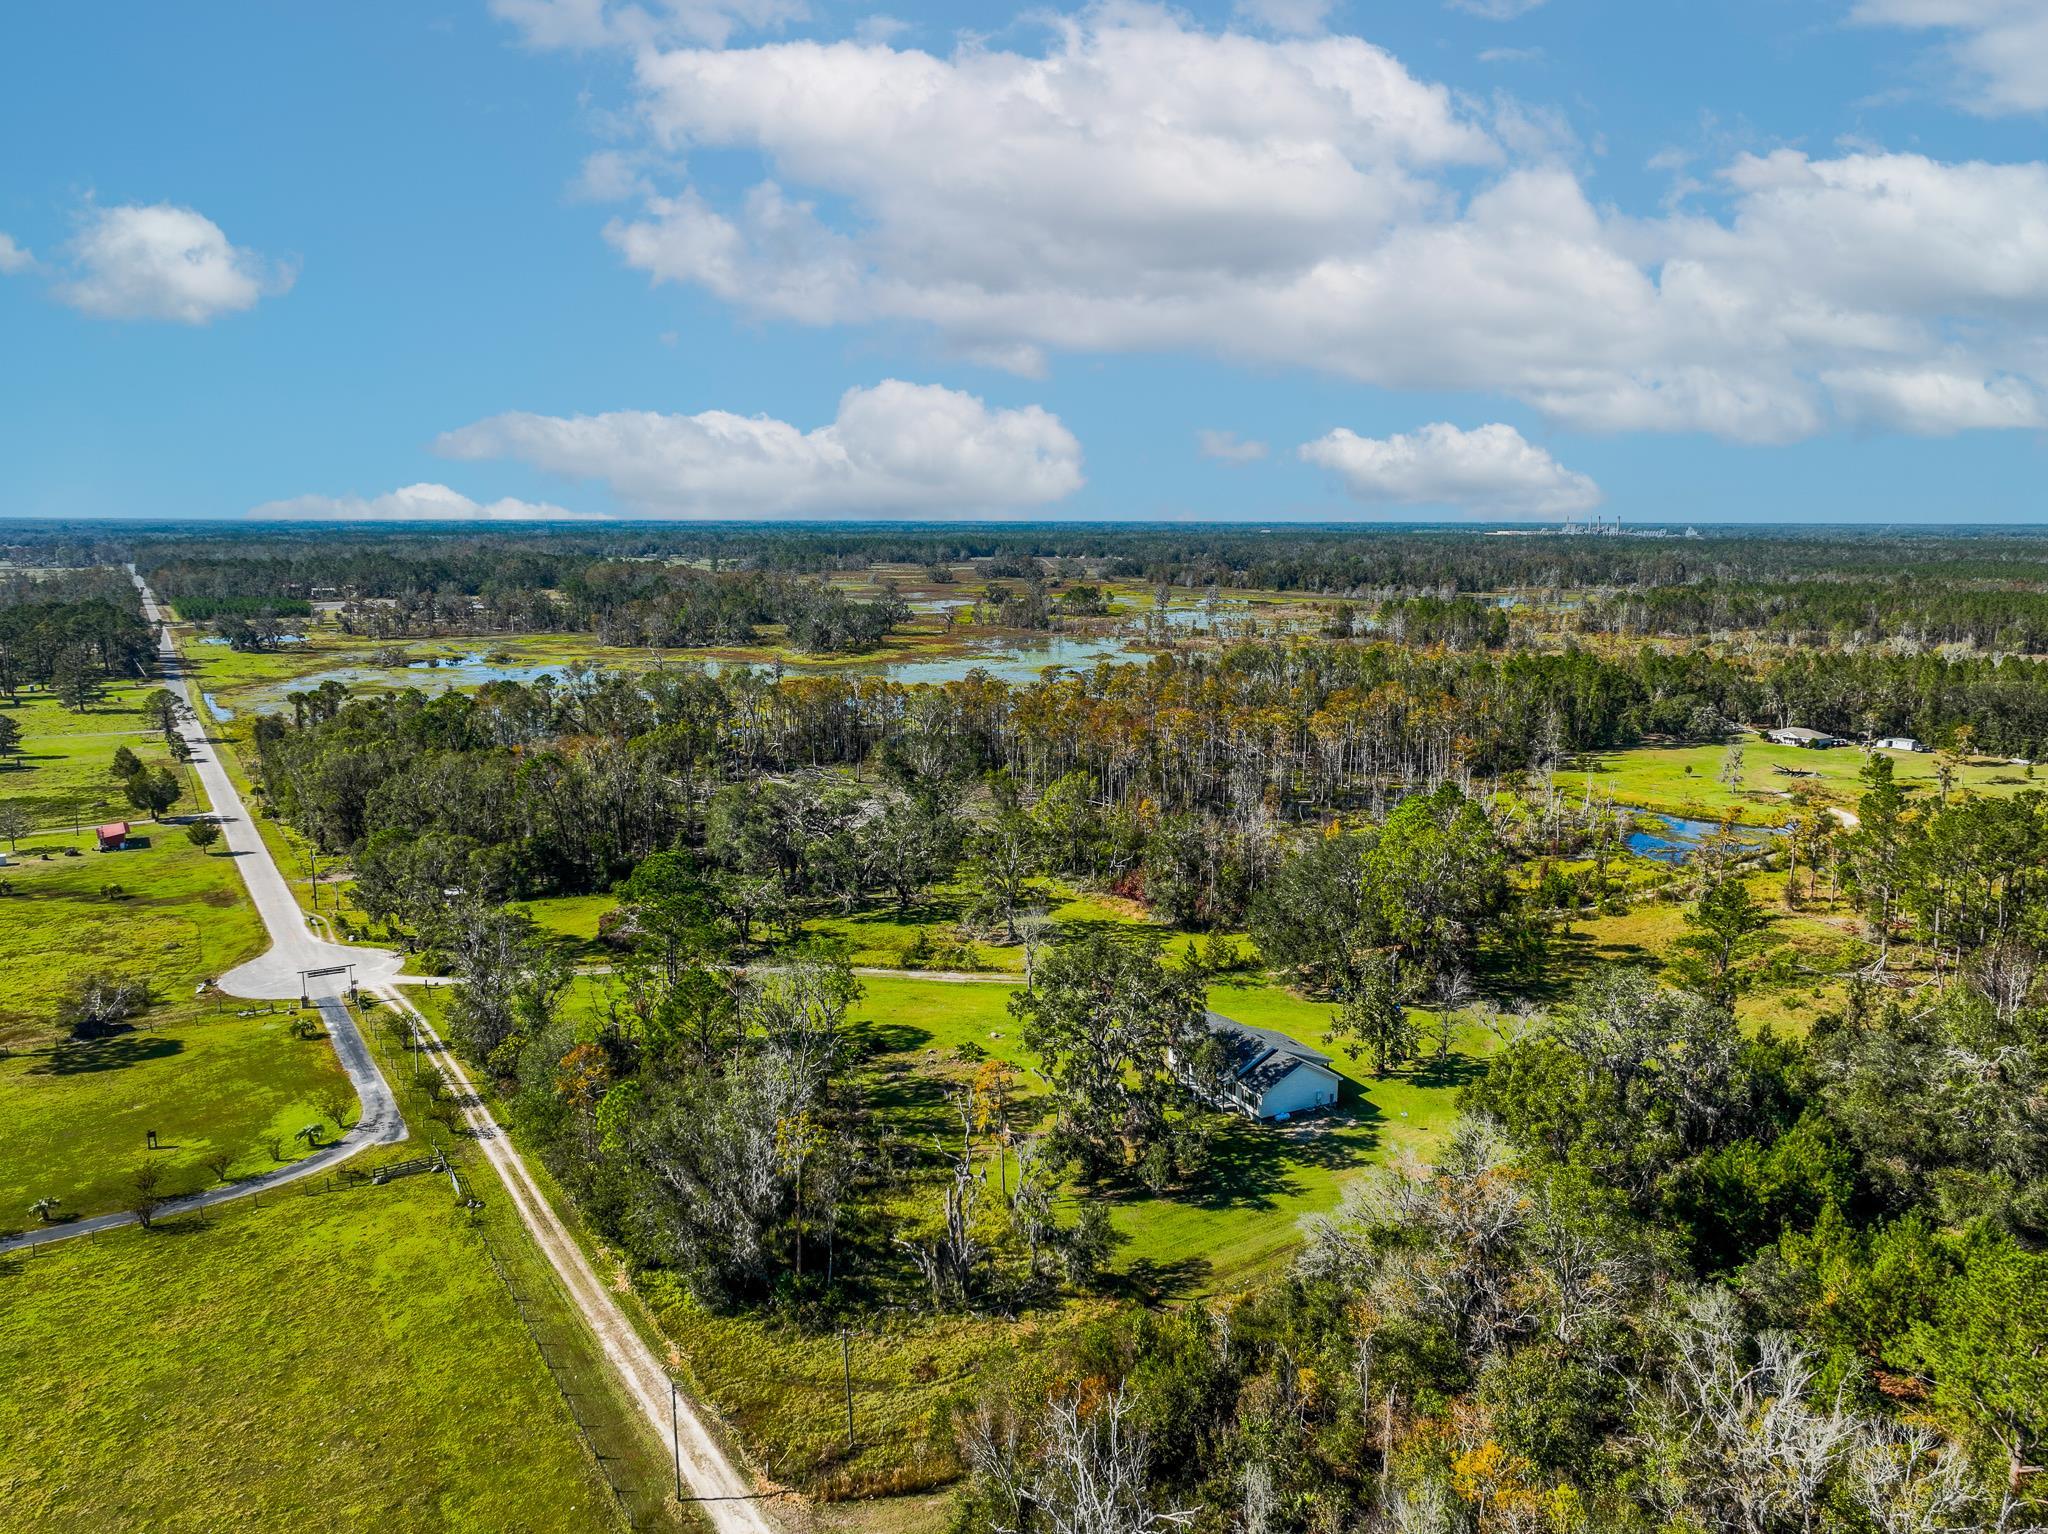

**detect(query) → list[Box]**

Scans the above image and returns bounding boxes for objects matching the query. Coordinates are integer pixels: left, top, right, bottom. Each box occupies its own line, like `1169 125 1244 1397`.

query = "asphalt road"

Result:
133 572 405 1000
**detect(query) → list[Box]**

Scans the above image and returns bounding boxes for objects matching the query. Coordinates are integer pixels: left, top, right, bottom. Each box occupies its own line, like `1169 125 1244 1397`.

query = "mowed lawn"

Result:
1575 739 2037 825
0 682 189 828
848 975 1490 1292
0 1176 625 1534
0 810 350 1227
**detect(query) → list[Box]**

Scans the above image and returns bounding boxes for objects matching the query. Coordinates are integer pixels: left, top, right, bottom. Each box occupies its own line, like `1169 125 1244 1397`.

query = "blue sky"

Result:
3 0 2046 524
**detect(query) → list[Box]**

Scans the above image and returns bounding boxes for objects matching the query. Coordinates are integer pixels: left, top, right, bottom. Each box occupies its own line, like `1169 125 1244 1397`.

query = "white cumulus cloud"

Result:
436 380 1084 518
1853 0 2048 115
1300 422 1601 515
1821 365 2044 433
254 484 593 522
58 204 292 324
0 233 33 276
525 4 2048 443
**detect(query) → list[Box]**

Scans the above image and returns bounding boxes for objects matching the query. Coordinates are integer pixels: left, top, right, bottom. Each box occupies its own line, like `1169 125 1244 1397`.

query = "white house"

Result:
1874 736 1929 753
1188 1011 1342 1122
1765 727 1851 749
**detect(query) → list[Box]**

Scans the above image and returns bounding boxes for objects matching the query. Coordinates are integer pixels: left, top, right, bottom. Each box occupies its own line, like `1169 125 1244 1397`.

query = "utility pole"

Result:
841 1329 856 1454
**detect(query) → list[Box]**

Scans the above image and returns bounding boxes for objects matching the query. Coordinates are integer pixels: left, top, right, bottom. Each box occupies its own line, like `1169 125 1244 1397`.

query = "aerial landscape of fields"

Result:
9 2 2048 1531
5 521 2046 1534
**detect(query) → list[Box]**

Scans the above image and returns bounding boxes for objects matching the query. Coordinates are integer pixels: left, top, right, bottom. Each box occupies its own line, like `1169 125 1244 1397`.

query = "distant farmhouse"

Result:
1764 727 1852 749
1188 1012 1341 1123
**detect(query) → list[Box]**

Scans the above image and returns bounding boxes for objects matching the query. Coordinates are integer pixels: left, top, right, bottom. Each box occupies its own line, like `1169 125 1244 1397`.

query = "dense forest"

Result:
0 567 154 700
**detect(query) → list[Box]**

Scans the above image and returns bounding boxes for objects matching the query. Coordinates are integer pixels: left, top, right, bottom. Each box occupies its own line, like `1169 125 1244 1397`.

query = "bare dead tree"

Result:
898 1143 986 1309
1641 1289 1860 1534
1848 1422 1982 1534
964 1388 1195 1534
1970 941 2039 1029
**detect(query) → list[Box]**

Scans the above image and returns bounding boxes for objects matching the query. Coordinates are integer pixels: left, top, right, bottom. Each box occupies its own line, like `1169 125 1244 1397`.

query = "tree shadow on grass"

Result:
32 1032 183 1075
144 1213 217 1239
1408 1051 1489 1093
1103 1254 1213 1306
1094 1108 1379 1227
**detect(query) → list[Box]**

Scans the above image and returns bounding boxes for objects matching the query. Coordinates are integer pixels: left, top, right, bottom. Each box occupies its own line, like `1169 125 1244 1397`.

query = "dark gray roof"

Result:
1200 1011 1336 1100
1203 1011 1331 1065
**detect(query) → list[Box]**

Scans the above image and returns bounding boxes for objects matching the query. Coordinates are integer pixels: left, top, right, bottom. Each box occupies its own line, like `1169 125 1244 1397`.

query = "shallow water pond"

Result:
1624 811 1780 865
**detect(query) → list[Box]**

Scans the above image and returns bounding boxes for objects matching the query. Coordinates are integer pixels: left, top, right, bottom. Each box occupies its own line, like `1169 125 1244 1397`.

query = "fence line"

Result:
473 1215 649 1531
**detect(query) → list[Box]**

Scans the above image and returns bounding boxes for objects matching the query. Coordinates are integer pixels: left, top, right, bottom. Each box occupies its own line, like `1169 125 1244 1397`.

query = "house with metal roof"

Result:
1764 727 1851 749
1188 1011 1341 1122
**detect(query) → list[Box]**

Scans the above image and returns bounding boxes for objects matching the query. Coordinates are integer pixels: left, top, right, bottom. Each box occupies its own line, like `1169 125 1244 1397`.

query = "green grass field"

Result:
0 825 339 1227
0 827 266 1045
0 1005 347 1233
1571 738 2036 825
0 682 189 828
0 1174 627 1534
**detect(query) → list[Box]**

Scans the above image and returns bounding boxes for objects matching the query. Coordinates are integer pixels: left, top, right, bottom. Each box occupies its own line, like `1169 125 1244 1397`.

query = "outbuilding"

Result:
95 821 130 852
1188 1011 1342 1122
1875 736 1929 753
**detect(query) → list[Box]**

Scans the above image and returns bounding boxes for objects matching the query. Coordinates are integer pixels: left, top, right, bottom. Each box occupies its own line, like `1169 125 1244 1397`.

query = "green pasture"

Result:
0 1175 626 1534
0 805 349 1226
1571 739 2035 825
0 682 188 828
0 827 265 1045
0 1005 347 1232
